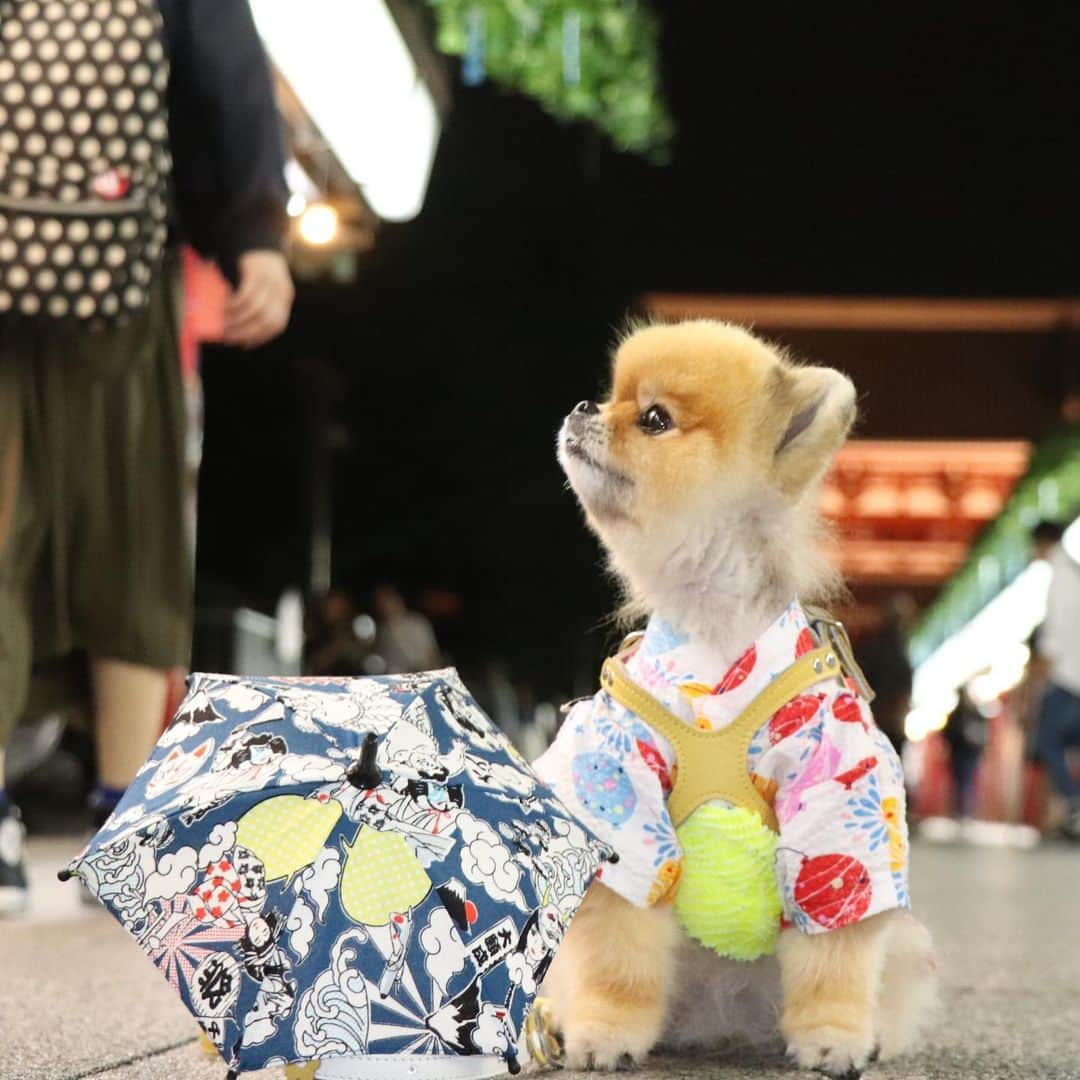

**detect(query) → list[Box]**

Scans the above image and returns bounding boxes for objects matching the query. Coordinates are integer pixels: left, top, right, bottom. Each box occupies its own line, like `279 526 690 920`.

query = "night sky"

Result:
195 5 1080 702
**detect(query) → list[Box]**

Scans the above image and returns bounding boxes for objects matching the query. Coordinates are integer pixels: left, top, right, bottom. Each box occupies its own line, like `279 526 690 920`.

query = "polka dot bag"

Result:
0 0 171 323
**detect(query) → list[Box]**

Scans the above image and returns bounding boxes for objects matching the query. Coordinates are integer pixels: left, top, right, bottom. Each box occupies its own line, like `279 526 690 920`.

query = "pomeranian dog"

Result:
533 320 937 1076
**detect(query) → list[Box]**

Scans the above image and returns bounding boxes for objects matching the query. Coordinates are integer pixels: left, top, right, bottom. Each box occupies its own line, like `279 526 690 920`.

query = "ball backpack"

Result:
0 0 171 324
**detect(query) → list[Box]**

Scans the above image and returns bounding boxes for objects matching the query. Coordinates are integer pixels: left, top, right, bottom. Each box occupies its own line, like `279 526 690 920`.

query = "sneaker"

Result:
0 801 29 916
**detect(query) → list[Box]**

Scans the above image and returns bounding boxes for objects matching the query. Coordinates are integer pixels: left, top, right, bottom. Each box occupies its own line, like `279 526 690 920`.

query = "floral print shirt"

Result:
534 600 912 935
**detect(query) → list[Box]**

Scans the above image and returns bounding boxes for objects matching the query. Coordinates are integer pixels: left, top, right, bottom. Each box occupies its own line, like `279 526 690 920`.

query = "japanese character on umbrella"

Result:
60 670 615 1079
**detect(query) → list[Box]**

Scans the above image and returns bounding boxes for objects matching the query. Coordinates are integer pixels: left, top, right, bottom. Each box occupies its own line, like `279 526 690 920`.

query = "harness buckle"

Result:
804 606 876 703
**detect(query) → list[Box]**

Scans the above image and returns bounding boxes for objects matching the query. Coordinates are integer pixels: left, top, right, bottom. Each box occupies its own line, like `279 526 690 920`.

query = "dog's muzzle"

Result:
565 400 600 438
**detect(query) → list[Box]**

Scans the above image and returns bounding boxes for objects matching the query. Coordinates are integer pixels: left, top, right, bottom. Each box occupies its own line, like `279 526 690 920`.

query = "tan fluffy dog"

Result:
540 321 937 1076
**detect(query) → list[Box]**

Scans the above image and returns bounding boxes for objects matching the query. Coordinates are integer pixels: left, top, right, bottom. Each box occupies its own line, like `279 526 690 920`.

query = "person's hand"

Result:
222 250 294 348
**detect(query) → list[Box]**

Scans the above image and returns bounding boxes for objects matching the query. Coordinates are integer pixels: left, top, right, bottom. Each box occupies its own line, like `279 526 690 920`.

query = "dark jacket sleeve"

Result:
158 0 288 281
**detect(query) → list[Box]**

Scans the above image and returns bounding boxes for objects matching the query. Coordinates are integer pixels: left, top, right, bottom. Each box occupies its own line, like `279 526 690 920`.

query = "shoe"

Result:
1062 806 1080 842
0 801 29 916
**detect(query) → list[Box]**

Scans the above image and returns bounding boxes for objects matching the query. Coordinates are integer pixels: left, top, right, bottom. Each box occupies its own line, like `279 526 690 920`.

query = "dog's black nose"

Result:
574 400 599 415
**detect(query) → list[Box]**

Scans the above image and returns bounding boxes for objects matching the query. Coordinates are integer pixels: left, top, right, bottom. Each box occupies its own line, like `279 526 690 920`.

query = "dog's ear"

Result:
771 364 856 496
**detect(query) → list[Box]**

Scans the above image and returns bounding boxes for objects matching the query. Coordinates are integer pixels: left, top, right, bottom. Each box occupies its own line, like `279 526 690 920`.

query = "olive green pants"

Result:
0 271 192 747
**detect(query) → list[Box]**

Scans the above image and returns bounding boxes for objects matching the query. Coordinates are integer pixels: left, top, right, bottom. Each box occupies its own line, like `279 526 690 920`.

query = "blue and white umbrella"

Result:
62 670 613 1078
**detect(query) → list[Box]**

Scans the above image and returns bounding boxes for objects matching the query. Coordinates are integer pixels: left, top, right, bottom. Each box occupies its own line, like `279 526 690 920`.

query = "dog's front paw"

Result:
785 1024 876 1078
561 1006 659 1072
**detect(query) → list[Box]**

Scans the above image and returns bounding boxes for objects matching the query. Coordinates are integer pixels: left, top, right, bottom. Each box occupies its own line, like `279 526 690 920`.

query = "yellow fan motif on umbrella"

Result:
235 792 434 927
236 795 342 882
340 827 433 926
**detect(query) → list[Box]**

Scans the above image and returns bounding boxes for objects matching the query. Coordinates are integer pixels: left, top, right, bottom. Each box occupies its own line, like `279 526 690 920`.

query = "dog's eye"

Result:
637 404 674 435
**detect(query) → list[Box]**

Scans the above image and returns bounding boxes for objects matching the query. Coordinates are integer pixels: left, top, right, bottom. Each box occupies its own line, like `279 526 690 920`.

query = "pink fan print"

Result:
775 730 842 825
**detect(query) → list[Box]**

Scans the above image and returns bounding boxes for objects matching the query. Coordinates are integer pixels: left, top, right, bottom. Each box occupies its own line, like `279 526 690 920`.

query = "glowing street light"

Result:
298 203 340 246
250 0 440 222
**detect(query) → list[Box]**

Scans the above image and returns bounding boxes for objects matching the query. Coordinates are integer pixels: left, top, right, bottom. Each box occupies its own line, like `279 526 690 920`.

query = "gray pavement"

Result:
3 837 1079 1080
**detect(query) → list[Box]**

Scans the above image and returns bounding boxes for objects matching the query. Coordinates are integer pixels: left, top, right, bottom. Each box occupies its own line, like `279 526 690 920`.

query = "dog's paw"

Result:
786 1025 876 1078
561 1017 653 1072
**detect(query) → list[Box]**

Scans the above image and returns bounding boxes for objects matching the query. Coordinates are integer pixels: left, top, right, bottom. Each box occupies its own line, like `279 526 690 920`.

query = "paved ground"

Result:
3 837 1079 1080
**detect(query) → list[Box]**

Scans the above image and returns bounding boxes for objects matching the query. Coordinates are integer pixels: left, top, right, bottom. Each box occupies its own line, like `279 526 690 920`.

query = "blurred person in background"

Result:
372 585 442 674
943 683 988 819
0 0 293 914
1016 621 1052 830
304 589 369 676
1030 520 1080 840
858 592 916 759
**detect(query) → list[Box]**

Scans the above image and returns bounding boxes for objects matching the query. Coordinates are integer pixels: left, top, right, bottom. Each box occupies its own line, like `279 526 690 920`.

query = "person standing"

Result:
0 0 294 913
943 684 988 819
858 593 916 759
373 585 443 674
1031 521 1080 839
304 590 370 677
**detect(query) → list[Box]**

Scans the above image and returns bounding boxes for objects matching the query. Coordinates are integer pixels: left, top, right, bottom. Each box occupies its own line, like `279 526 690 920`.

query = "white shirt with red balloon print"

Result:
534 600 911 936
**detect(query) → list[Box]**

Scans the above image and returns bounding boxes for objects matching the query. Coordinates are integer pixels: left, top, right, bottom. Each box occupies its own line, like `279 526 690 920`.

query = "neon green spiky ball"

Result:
673 803 782 960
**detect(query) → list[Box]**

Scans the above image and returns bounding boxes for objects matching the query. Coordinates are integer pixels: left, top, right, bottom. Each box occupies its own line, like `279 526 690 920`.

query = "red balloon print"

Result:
768 693 826 744
832 692 869 731
794 853 872 929
714 644 757 694
636 738 674 792
795 627 816 658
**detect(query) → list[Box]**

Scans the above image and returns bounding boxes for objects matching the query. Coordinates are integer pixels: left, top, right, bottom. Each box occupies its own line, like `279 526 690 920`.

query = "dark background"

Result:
195 5 1080 701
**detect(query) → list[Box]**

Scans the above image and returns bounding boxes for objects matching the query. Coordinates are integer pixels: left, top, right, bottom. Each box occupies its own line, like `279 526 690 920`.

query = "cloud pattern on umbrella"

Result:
64 670 612 1075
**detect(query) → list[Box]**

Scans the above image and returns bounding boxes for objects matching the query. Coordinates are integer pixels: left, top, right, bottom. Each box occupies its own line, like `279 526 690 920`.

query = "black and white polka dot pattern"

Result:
0 0 170 322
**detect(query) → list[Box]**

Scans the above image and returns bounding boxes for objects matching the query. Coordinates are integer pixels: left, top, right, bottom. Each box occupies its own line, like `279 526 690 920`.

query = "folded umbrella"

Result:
62 669 614 1078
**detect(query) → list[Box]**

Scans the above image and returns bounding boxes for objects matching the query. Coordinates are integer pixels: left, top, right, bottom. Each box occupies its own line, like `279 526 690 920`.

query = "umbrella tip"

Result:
505 1049 522 1075
347 732 382 790
57 868 74 882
